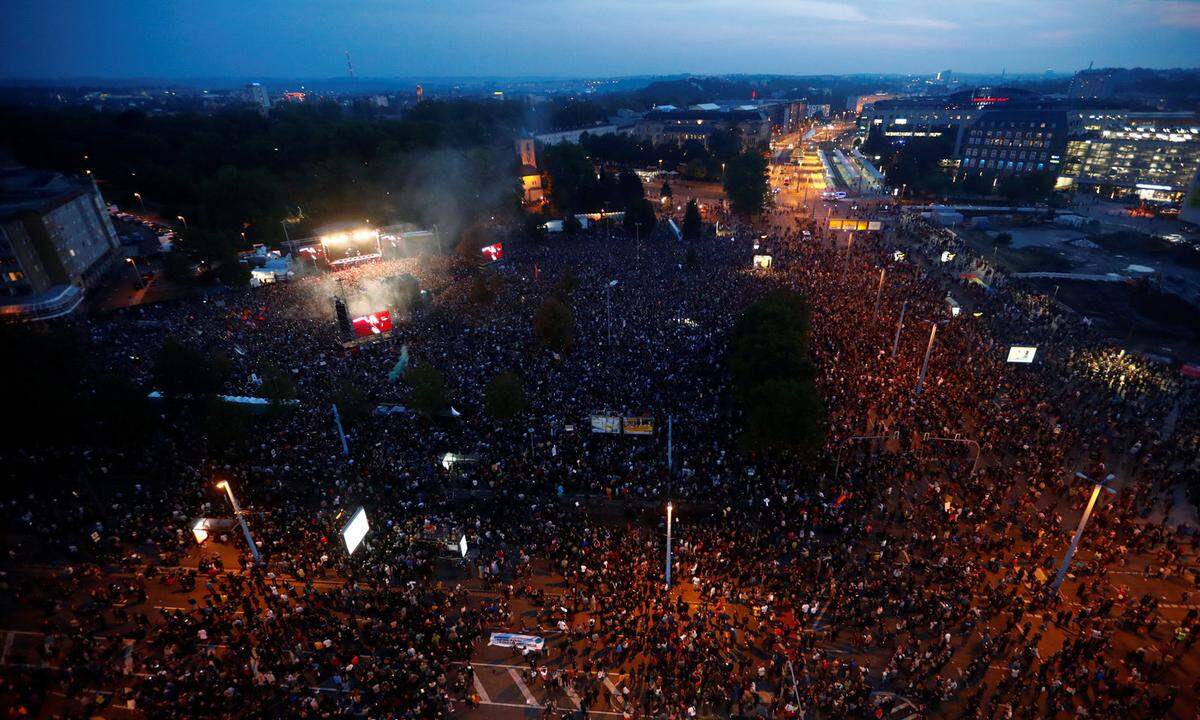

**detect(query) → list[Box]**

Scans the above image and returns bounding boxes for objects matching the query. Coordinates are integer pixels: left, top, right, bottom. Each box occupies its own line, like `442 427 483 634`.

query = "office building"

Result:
0 158 121 320
958 109 1071 175
1059 123 1200 203
246 82 271 113
855 87 1037 148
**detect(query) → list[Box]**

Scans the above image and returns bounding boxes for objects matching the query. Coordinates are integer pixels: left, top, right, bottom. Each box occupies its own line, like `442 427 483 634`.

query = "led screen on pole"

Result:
341 507 369 555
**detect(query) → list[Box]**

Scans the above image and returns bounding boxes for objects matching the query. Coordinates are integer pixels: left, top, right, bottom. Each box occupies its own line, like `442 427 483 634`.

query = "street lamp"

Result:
914 319 949 395
133 192 146 214
177 215 188 229
126 257 143 287
1050 472 1116 595
664 501 674 590
216 480 261 562
605 279 618 347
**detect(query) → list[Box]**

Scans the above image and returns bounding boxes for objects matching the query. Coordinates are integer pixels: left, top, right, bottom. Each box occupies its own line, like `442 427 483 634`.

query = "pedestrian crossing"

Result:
463 662 631 716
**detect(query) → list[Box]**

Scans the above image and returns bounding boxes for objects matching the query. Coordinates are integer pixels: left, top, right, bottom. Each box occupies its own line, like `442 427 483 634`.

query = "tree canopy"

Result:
682 199 703 240
723 150 770 217
728 290 822 453
485 371 526 420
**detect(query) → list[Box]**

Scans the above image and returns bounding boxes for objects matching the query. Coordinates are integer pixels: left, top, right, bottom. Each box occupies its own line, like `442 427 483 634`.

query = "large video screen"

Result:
351 311 393 338
341 507 369 555
323 229 381 265
481 242 504 262
1007 346 1038 364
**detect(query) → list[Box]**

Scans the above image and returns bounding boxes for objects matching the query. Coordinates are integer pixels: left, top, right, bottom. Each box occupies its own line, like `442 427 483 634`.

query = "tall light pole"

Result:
216 480 261 562
1051 472 1116 595
872 268 886 319
664 501 674 590
914 321 939 394
605 279 618 347
126 257 143 287
133 192 146 214
177 215 188 229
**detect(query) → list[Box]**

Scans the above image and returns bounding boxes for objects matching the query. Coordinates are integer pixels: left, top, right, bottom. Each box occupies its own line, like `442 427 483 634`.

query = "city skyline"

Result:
2 0 1199 81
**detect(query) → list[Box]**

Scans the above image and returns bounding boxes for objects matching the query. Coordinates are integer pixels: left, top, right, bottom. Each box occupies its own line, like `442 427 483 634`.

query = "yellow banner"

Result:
621 417 655 435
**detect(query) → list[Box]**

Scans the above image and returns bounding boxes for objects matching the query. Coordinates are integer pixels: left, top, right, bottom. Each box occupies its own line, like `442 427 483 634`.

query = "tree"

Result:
994 232 1013 246
555 266 580 298
484 371 526 420
682 199 702 240
617 169 645 205
623 198 657 237
707 128 741 164
469 271 502 305
729 290 822 453
563 214 583 235
723 150 770 217
334 376 373 426
455 223 488 262
155 338 230 398
542 141 602 212
533 296 574 352
659 180 673 199
0 324 88 448
259 364 297 403
216 258 251 286
405 365 448 418
682 158 708 181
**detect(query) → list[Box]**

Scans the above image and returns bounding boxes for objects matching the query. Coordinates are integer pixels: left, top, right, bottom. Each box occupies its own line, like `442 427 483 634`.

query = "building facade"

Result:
246 82 271 114
1059 125 1200 203
958 109 1070 175
0 160 120 320
634 107 772 149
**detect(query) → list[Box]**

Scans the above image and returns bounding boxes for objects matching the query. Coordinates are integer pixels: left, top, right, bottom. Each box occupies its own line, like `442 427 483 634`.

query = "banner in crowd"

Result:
387 344 410 383
489 633 544 651
590 415 621 434
828 219 883 231
622 417 654 435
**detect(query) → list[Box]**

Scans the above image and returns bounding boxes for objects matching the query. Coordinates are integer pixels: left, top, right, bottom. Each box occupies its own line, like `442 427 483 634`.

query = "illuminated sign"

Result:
1135 183 1173 191
971 97 1010 103
752 254 773 270
459 534 468 558
1007 346 1038 364
341 507 369 555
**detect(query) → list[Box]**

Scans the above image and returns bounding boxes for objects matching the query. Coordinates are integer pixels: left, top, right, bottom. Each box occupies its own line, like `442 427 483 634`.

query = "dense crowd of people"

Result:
0 189 1197 719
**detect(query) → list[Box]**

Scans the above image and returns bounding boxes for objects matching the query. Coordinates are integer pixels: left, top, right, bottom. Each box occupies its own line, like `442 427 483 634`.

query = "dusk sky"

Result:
2 0 1198 79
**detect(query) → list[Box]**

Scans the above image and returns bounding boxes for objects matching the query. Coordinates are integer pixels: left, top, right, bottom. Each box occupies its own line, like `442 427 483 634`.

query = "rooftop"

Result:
0 157 90 221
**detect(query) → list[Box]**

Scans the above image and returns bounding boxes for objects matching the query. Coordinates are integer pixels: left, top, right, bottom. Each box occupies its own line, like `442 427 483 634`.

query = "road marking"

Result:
472 674 491 704
564 684 582 708
603 676 624 707
474 698 627 716
508 667 537 705
155 605 245 615
456 660 626 676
